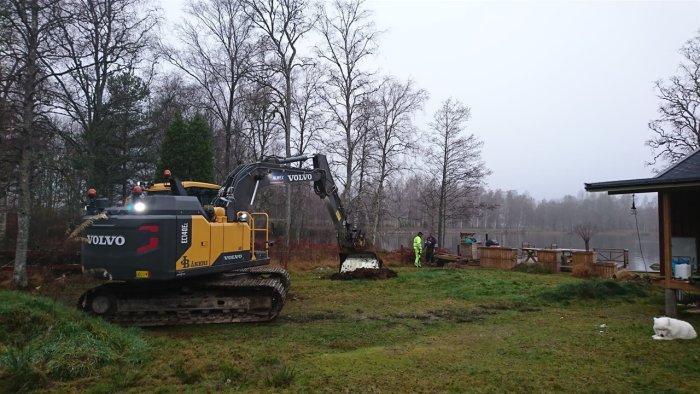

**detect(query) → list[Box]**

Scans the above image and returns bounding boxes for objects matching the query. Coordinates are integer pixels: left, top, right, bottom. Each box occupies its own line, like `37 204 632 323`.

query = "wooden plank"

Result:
652 280 700 293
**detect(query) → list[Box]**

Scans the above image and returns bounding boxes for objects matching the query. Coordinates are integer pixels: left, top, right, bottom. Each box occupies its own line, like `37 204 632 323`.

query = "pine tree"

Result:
158 113 214 183
186 113 215 182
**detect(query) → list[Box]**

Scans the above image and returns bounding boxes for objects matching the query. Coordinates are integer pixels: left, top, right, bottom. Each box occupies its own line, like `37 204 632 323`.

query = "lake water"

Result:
376 229 660 272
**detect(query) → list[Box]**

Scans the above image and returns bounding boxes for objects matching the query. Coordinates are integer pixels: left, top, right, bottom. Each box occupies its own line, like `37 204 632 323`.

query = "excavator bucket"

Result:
339 251 383 272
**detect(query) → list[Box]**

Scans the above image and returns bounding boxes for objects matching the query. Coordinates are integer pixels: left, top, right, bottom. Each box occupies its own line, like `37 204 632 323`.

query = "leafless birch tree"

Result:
243 0 313 251
427 98 490 248
0 0 65 287
315 0 379 210
369 77 427 243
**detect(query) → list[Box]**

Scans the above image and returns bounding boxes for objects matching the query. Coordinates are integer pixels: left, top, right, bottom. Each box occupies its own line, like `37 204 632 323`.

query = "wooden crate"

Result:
458 242 478 260
537 250 562 272
592 262 617 278
479 247 518 269
571 251 596 277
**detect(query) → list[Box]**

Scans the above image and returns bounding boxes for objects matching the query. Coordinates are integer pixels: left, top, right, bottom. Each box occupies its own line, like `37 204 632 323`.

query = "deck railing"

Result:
593 248 629 268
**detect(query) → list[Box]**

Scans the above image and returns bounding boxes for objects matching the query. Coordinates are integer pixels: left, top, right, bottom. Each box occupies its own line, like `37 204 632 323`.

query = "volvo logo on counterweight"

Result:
87 235 126 246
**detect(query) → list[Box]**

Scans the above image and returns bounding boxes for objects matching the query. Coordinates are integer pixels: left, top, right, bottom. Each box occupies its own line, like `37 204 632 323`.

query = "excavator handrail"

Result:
248 212 269 260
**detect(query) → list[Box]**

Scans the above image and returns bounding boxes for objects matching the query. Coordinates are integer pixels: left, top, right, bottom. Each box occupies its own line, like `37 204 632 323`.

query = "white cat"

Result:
652 317 697 340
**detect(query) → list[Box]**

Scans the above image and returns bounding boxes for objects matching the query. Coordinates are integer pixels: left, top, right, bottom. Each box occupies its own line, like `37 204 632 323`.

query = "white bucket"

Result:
674 264 691 280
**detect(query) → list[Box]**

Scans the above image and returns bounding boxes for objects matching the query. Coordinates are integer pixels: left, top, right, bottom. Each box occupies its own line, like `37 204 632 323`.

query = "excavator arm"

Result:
214 154 381 272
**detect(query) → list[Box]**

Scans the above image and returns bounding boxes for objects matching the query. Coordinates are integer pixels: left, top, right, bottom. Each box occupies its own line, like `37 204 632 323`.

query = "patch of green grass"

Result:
512 262 556 274
540 279 649 302
172 359 203 385
264 363 296 388
0 347 46 394
0 290 148 391
13 267 700 393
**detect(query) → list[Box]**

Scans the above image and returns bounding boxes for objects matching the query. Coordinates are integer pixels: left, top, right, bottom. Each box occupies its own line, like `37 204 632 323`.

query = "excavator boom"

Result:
215 153 382 272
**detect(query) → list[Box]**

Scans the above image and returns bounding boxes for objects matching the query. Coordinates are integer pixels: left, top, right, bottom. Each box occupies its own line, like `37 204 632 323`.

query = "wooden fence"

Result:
571 251 618 278
594 248 629 268
537 249 561 273
479 247 518 269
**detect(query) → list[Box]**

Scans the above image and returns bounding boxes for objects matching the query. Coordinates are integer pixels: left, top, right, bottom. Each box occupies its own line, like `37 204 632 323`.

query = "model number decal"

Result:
180 222 189 244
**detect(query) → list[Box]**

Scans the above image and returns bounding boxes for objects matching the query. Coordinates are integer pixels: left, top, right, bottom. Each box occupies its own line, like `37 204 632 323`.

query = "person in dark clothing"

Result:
424 234 437 265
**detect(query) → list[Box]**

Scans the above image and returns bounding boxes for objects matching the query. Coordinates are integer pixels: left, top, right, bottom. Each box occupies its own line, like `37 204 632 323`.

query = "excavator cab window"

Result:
187 187 219 206
146 184 220 206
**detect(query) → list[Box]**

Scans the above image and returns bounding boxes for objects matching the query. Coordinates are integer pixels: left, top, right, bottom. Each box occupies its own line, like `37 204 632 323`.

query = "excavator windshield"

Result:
147 182 220 206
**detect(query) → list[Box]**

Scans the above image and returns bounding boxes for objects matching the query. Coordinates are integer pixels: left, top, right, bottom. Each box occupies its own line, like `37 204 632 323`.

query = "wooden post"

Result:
623 249 629 269
665 289 678 318
661 192 675 316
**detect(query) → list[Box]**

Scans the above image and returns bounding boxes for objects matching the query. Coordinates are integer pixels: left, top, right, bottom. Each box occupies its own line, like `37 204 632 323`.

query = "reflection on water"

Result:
377 230 660 272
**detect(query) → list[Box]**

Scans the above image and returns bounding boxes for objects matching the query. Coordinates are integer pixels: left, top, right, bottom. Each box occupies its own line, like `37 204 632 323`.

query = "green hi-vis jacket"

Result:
413 235 422 251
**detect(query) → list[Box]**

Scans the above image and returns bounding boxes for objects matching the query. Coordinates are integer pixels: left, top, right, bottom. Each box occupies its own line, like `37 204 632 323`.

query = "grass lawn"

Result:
3 266 700 393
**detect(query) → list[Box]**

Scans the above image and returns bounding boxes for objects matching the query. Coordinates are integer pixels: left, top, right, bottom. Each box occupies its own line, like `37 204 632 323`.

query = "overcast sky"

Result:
160 0 700 200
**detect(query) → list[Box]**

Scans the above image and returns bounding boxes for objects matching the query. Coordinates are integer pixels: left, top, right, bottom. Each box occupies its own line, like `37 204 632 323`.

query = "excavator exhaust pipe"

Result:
339 252 383 273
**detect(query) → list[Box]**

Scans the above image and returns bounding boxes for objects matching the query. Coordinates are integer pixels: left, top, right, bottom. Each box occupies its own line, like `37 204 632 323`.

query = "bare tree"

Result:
291 64 326 157
426 98 490 248
573 223 596 251
50 0 159 200
243 0 313 251
315 0 379 210
0 0 66 287
0 14 20 244
164 0 255 179
242 80 280 159
369 77 427 243
647 30 700 167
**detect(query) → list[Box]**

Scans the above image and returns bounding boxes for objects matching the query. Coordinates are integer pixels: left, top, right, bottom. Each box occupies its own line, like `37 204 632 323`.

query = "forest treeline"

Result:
0 0 490 286
0 0 688 287
272 185 659 246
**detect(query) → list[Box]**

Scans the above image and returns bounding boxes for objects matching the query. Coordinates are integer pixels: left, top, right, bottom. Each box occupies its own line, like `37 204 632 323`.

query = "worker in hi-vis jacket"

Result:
413 231 423 268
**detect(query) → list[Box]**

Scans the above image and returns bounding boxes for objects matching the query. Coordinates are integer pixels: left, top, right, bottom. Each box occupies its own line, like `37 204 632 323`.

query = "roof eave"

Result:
585 181 700 195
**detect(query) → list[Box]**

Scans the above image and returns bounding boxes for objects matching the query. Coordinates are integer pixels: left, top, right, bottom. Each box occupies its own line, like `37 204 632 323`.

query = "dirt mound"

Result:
329 267 398 280
613 270 651 284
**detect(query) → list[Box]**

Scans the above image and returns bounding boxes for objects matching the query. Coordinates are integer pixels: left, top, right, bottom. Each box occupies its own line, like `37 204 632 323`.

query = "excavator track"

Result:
78 266 290 327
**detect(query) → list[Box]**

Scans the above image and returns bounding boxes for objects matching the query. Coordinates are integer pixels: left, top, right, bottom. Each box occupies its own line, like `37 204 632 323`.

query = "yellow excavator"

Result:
78 154 382 326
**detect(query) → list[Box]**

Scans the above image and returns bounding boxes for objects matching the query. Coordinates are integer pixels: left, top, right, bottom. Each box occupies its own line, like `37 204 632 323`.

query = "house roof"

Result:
585 150 700 194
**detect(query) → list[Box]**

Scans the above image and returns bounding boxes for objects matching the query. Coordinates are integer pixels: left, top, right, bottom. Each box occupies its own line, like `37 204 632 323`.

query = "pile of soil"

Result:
329 267 398 280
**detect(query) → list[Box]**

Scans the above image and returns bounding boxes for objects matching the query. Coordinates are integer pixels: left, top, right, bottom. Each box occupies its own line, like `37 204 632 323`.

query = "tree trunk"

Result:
0 190 6 243
371 184 383 245
284 73 293 262
13 146 31 288
13 0 39 288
